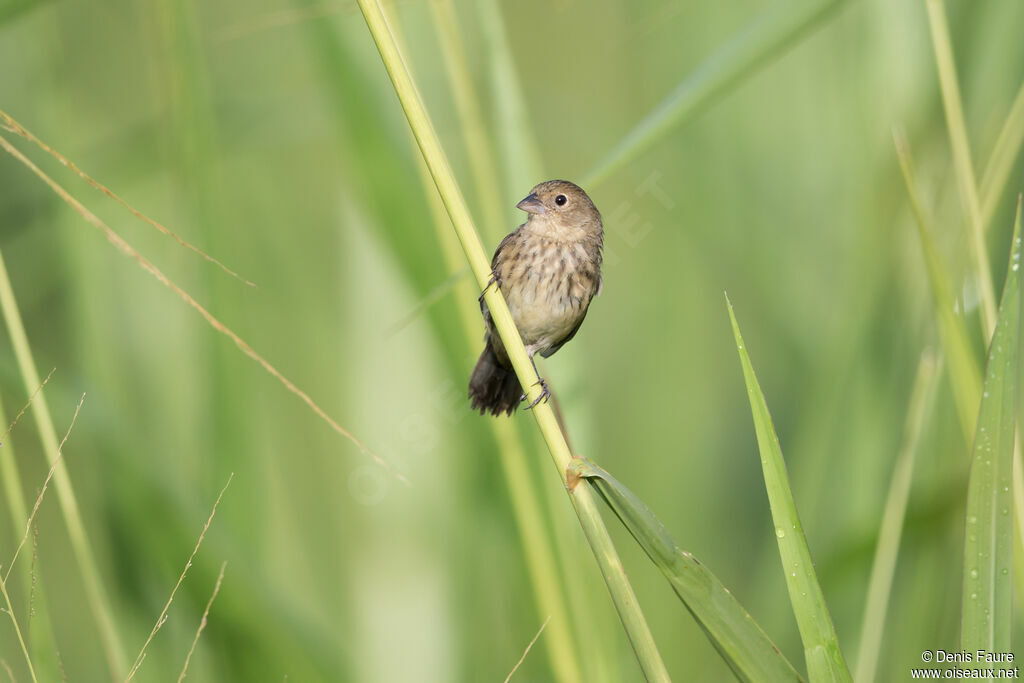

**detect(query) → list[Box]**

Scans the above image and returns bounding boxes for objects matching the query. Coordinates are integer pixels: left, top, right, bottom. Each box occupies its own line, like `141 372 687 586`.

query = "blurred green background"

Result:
1 0 1022 680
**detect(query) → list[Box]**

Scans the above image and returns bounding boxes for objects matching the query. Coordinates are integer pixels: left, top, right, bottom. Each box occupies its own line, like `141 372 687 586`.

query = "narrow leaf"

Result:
568 458 803 683
925 0 996 334
980 81 1024 231
894 129 982 442
727 297 852 683
960 198 1021 654
583 0 846 187
854 350 940 683
355 2 670 679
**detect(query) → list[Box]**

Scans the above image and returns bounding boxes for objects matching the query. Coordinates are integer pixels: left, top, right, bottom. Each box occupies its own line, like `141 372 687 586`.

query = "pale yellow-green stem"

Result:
980 81 1024 230
923 0 1024 593
0 569 37 683
0 392 64 683
405 1 584 677
427 0 506 241
854 350 939 683
411 151 584 683
0 249 127 680
924 0 996 335
355 1 669 679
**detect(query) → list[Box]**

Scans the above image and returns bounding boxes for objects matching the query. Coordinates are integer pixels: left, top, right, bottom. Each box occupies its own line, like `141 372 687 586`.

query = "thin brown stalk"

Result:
176 561 227 682
126 476 233 682
0 368 55 445
27 523 38 624
4 394 86 584
503 616 550 683
0 133 406 485
0 394 84 683
0 109 255 287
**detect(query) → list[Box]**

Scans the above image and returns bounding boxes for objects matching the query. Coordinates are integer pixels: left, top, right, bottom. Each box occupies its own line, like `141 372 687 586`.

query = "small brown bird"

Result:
469 180 604 416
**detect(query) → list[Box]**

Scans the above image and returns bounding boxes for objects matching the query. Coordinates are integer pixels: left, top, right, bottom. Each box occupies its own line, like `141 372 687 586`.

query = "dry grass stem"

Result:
0 109 255 287
125 475 233 681
3 394 86 584
176 561 227 682
0 368 55 446
503 615 550 683
0 133 406 484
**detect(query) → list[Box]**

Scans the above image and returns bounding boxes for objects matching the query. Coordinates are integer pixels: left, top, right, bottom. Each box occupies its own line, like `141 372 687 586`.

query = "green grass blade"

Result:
409 150 586 683
980 80 1024 232
0 393 63 682
0 0 51 24
476 0 545 192
894 130 982 441
854 350 940 683
960 198 1021 654
387 6 585 679
582 0 846 187
925 0 997 335
568 458 804 683
355 2 669 679
726 296 852 683
0 249 128 679
426 0 506 239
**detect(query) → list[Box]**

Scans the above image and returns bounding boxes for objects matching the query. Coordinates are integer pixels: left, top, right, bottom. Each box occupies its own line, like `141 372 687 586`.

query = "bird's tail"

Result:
468 342 522 416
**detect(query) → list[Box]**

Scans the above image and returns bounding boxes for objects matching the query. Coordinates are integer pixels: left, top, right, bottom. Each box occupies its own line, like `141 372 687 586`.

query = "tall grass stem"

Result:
582 0 846 187
924 0 996 335
0 249 127 679
853 351 939 683
355 1 670 678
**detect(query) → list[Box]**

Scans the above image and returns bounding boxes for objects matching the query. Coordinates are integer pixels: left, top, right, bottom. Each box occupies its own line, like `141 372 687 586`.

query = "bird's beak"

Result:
516 193 547 214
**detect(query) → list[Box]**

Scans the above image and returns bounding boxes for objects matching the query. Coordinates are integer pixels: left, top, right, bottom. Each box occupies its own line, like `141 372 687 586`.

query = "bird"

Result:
469 179 604 416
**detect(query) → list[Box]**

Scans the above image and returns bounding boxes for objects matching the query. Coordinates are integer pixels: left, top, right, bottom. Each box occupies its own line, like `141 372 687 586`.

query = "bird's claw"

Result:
478 272 498 303
522 377 551 410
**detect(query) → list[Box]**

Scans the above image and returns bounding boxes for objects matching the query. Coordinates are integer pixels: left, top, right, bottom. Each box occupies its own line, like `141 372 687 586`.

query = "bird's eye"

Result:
555 194 567 206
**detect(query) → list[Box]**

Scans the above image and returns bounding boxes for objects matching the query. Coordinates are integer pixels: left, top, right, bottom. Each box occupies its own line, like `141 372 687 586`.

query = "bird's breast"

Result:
495 237 600 350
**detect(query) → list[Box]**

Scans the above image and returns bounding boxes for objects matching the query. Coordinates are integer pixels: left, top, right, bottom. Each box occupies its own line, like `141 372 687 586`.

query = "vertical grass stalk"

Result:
411 2 594 677
728 296 852 683
582 0 846 187
0 249 127 679
853 350 939 683
0 394 63 682
924 0 996 335
475 0 546 199
355 1 669 678
411 151 584 683
426 0 505 240
980 80 1024 230
893 130 982 439
0 570 38 683
960 201 1021 655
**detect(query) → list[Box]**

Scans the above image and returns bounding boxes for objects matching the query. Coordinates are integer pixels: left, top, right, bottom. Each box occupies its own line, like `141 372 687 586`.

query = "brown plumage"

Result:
469 180 604 416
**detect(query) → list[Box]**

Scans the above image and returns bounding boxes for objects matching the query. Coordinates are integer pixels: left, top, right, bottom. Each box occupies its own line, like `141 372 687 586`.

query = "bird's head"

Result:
516 180 602 238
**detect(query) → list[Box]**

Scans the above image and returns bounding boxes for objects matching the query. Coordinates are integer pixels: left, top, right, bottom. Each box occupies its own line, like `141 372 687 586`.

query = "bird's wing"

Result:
539 311 588 358
539 285 599 359
478 229 523 337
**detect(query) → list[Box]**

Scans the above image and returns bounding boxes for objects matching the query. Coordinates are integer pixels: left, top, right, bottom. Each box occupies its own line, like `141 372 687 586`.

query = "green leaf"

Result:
582 0 846 187
980 82 1024 231
894 129 982 442
726 297 853 683
568 458 804 682
925 0 996 334
960 198 1021 654
853 350 940 683
0 0 51 24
